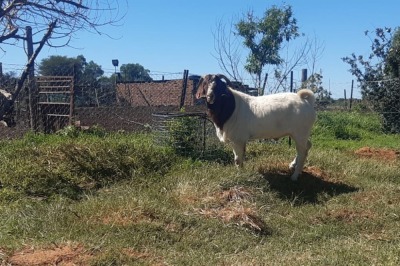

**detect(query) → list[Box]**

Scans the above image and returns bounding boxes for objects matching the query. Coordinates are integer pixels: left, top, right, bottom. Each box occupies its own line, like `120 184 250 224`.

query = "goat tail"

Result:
297 89 316 106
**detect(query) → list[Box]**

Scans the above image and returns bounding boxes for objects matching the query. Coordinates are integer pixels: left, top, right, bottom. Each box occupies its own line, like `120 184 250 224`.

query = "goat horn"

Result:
216 74 232 86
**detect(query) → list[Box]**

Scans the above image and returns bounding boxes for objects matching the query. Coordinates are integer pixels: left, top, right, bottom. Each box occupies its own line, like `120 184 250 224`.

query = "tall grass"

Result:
0 130 175 201
0 111 399 265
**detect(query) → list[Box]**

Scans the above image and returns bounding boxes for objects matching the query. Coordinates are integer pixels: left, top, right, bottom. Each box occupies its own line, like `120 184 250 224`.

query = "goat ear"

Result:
195 76 206 99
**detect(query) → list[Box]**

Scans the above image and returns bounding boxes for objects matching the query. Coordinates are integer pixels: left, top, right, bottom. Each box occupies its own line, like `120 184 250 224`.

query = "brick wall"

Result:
116 79 200 107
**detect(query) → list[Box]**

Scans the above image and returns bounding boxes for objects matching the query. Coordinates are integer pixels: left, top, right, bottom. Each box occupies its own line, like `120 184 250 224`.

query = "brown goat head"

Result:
195 74 232 104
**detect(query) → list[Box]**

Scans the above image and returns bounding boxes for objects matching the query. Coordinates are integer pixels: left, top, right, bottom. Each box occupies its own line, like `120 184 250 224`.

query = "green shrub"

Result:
167 114 203 157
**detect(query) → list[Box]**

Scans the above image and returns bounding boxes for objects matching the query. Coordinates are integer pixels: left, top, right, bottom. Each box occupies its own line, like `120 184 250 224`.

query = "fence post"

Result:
301 69 308 87
26 26 39 131
261 73 268 95
349 80 354 110
179 69 189 110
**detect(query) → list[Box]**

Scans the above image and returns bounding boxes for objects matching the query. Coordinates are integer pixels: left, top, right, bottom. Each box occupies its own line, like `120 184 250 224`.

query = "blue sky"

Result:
1 0 399 98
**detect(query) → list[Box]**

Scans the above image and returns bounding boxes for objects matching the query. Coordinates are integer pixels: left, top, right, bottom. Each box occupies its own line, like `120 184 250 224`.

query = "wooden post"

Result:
349 80 354 110
69 77 74 125
344 89 347 109
179 69 189 110
301 69 308 88
26 26 39 131
261 73 268 95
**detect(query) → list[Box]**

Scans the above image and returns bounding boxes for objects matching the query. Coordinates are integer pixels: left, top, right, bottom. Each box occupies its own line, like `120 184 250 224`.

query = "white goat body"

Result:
196 74 316 181
216 88 315 143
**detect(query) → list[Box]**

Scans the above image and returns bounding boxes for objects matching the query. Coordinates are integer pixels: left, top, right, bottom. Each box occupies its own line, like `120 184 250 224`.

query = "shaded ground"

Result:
257 164 359 205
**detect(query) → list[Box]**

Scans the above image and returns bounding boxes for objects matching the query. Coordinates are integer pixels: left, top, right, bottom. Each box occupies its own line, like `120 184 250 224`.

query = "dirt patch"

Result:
355 147 399 161
7 243 91 266
303 166 331 181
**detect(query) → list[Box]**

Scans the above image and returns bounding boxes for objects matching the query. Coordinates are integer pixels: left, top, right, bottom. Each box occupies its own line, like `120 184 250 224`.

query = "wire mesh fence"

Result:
152 111 213 157
362 79 400 133
0 69 197 134
1 66 399 157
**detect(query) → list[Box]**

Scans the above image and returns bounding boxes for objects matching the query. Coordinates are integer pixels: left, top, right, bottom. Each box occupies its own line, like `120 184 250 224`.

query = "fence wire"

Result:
1 67 400 156
152 111 217 157
362 79 400 133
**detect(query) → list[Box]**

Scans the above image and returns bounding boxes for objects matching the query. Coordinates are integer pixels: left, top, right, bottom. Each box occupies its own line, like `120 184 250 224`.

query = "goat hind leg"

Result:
289 156 297 170
291 139 311 181
232 142 246 168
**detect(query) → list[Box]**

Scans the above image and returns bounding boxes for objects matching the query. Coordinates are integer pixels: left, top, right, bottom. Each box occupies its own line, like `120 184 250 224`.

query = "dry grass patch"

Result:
196 186 269 234
6 243 92 266
174 181 204 205
91 207 162 227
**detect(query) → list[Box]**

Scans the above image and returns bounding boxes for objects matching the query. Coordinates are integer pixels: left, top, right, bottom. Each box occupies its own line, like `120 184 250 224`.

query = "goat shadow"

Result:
259 169 359 206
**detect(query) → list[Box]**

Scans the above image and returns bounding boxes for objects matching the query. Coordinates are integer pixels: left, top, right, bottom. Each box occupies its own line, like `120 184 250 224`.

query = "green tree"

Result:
236 5 300 95
303 72 332 107
120 63 152 82
82 61 105 83
342 27 400 133
38 55 112 106
38 55 85 77
385 29 400 78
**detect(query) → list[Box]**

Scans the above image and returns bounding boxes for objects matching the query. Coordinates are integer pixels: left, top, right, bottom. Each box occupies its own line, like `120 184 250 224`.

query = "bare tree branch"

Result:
0 0 126 47
212 17 243 82
0 20 57 121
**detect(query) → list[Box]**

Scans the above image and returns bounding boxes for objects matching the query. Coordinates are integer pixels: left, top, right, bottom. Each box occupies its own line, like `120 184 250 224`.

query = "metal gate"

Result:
37 76 74 133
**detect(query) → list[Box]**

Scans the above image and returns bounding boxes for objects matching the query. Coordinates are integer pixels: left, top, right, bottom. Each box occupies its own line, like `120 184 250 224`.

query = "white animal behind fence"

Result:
195 74 316 181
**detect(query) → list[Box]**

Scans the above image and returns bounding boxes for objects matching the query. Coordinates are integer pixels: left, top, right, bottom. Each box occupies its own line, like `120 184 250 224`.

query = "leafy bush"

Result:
370 80 400 133
166 114 203 157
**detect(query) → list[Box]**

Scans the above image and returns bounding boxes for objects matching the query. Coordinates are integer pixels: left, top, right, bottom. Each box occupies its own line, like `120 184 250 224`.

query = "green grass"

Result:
0 111 399 265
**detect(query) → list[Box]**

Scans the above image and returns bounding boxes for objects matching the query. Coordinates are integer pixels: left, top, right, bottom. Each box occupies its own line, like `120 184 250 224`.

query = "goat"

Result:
0 89 15 127
195 74 316 181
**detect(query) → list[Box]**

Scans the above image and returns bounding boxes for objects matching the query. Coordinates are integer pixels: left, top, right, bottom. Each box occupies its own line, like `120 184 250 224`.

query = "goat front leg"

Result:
232 142 246 168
